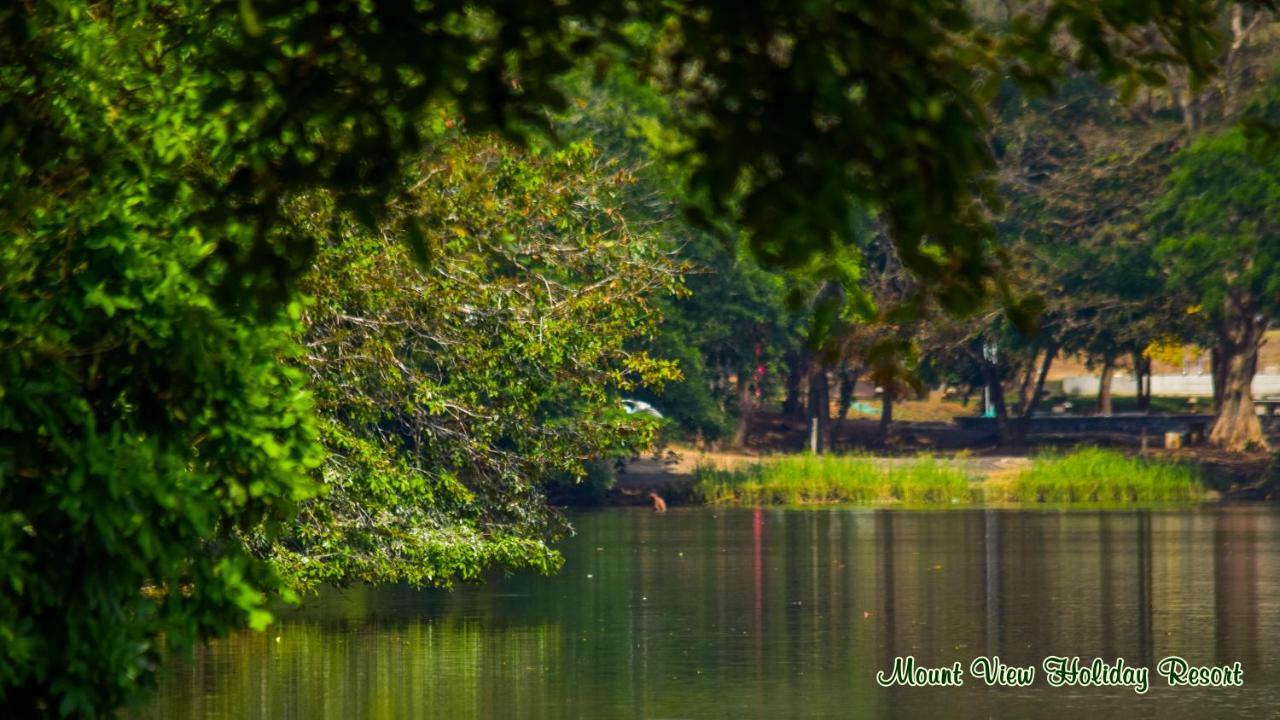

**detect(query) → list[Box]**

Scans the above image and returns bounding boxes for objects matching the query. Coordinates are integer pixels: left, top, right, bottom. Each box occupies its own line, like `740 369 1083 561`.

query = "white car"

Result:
621 399 663 419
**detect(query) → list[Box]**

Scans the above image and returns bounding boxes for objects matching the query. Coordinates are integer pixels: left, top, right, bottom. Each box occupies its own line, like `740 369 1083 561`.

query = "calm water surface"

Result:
138 507 1280 719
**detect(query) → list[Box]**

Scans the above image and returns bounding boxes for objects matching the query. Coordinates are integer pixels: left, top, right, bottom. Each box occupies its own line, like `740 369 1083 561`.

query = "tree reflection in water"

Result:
136 508 1280 720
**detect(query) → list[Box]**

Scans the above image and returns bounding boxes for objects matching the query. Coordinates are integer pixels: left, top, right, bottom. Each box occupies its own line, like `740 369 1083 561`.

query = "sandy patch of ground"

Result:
615 446 1035 493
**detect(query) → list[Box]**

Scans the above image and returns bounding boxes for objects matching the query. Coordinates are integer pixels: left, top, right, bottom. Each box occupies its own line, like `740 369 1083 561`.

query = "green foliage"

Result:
999 448 1205 504
275 137 680 590
1149 85 1280 449
0 5 329 716
0 164 322 716
0 1 664 711
651 0 1229 310
1153 125 1280 316
918 64 1211 424
0 0 1244 715
555 64 799 439
693 449 1205 506
998 79 1175 335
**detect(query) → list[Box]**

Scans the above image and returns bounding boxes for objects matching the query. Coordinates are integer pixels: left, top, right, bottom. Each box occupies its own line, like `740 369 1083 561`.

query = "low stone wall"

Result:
1061 374 1280 398
954 414 1215 436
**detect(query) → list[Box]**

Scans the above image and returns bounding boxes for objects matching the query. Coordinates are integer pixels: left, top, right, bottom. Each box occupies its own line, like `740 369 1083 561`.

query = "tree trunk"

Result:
979 355 1017 445
731 367 755 448
807 363 830 454
1173 66 1201 133
1020 345 1057 420
1133 351 1151 413
879 388 894 445
1210 301 1268 451
1212 341 1265 450
837 364 861 422
1222 5 1261 117
1178 92 1200 133
783 351 806 419
1211 343 1227 415
831 364 860 450
1015 356 1037 415
1097 357 1115 416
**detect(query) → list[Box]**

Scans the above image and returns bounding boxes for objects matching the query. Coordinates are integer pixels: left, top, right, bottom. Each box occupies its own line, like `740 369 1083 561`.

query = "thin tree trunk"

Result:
1097 357 1115 416
1148 355 1156 409
979 355 1016 445
1015 356 1037 415
731 367 755 448
1133 351 1151 413
807 363 830 454
1021 344 1057 420
783 350 806 419
1222 5 1261 117
838 364 861 422
1174 67 1201 133
879 388 894 445
1223 5 1242 116
831 364 860 450
1181 93 1200 132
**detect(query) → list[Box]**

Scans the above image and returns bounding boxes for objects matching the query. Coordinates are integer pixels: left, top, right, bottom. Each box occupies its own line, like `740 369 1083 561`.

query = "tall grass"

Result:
993 447 1204 504
693 454 973 506
692 448 1206 507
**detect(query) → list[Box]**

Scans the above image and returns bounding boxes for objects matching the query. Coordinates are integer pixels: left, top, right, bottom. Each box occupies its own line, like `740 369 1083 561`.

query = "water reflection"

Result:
137 508 1280 719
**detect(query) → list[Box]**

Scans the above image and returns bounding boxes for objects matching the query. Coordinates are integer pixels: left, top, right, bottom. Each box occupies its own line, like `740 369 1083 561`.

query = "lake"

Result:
137 507 1280 719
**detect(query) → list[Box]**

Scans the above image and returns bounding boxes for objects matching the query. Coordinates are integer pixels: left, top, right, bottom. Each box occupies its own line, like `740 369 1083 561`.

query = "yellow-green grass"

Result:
692 448 1206 507
693 454 973 506
987 447 1205 505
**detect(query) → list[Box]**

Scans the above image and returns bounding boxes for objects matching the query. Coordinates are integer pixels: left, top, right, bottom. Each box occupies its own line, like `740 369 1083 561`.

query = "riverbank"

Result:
608 445 1276 508
690 449 1206 506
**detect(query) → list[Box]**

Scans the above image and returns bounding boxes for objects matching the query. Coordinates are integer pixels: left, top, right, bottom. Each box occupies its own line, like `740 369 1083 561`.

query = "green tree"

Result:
275 136 679 588
992 74 1179 419
0 7 331 714
554 63 799 445
0 0 1243 714
1152 124 1280 450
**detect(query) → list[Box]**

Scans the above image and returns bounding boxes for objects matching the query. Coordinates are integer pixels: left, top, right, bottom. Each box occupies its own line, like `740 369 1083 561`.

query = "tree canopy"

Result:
1152 123 1280 449
276 136 679 590
0 0 1261 716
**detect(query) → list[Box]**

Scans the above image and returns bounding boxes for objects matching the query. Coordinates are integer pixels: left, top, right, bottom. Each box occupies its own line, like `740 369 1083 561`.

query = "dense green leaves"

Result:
0 173 321 716
649 0 1241 310
1150 119 1280 448
1154 127 1280 310
554 64 800 439
0 0 1254 716
0 5 324 716
274 137 679 590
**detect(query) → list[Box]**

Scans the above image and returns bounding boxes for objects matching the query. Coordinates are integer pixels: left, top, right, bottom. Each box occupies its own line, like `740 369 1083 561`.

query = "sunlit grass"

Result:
692 448 1206 507
992 447 1204 504
693 454 972 506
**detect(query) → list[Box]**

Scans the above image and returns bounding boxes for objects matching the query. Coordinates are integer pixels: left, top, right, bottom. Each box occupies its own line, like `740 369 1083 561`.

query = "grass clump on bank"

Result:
993 447 1204 504
693 454 973 506
692 448 1207 507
